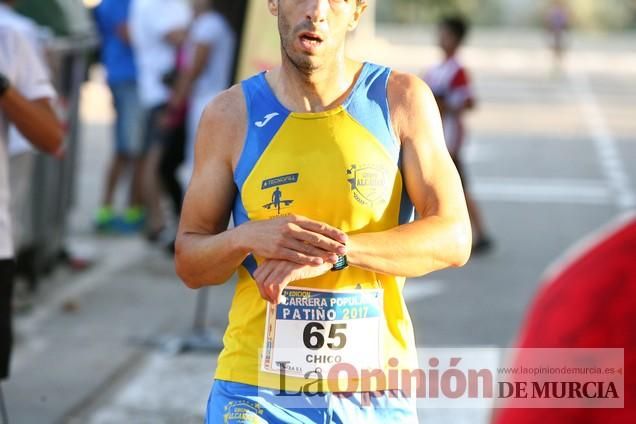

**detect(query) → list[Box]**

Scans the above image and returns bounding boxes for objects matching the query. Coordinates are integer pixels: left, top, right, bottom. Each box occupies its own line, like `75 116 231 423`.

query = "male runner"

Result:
176 1 471 422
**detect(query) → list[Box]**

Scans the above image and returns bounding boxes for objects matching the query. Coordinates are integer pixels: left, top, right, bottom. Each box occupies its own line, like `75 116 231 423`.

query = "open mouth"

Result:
298 32 324 49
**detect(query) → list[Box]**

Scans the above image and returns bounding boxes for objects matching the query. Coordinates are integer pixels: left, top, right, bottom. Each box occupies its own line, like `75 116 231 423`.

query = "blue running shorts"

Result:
205 380 418 424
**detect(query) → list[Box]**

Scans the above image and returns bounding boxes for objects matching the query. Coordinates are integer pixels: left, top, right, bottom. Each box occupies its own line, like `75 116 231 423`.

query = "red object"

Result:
493 215 636 423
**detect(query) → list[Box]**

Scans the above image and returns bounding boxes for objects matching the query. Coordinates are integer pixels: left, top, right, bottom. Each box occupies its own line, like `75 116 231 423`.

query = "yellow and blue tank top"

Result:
215 62 417 391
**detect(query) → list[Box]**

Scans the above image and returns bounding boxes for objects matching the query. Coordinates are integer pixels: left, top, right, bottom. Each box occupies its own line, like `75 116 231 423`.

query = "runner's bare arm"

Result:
175 87 348 289
346 72 472 277
175 87 245 288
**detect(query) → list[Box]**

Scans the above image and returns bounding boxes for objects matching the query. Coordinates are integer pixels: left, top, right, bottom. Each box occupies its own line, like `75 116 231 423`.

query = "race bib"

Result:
261 287 384 378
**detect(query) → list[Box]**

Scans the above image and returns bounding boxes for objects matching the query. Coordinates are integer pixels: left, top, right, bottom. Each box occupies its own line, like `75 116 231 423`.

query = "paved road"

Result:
3 28 635 423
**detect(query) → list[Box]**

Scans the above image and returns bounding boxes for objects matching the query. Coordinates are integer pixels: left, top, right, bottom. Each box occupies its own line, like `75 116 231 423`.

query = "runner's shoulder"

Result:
197 84 247 160
388 70 436 105
387 70 438 134
200 84 246 133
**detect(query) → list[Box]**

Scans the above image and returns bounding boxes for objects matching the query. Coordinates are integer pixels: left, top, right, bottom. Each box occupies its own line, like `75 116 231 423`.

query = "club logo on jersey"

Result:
347 164 388 207
262 173 298 215
223 399 265 422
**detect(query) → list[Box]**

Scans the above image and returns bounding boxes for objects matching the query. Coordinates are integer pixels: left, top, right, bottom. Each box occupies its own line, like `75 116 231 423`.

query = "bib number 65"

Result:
303 322 347 350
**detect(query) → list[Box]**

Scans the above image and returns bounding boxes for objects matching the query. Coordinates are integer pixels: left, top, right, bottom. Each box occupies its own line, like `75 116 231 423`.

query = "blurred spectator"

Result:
156 45 187 251
492 213 636 423
0 0 49 251
545 0 570 71
129 0 191 242
92 0 145 233
424 15 493 254
169 0 235 182
0 26 63 382
0 0 42 51
156 0 235 252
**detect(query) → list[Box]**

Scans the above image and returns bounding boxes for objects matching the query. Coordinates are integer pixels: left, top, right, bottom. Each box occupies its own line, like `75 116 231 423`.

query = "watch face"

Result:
331 255 348 271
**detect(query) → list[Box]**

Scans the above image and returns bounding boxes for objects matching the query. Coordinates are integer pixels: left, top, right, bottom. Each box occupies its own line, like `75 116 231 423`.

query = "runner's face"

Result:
269 0 365 72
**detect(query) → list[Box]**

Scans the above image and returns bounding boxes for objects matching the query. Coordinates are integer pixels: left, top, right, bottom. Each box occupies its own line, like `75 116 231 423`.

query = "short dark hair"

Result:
439 15 470 42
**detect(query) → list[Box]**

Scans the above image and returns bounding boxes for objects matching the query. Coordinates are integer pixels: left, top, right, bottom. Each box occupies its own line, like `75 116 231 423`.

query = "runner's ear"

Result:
348 1 367 32
267 0 278 17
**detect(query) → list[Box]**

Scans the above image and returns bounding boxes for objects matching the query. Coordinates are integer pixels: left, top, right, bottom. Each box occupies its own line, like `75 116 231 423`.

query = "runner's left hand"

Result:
253 260 332 304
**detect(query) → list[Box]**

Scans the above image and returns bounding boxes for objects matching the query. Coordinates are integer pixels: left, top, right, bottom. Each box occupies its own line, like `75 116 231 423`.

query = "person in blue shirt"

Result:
93 0 145 233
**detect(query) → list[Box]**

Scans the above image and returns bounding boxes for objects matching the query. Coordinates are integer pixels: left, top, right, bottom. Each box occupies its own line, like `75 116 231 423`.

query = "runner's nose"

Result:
305 0 329 24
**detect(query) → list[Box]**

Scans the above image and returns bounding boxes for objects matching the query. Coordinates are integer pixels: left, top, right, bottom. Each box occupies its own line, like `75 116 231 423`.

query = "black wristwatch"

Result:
331 255 348 271
0 73 10 98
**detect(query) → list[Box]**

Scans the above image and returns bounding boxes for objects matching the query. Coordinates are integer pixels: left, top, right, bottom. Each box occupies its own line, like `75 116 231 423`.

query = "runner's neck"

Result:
267 58 364 113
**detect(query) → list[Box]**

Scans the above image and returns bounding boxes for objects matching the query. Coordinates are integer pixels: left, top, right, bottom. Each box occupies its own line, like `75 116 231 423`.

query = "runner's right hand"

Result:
238 215 347 266
254 259 333 304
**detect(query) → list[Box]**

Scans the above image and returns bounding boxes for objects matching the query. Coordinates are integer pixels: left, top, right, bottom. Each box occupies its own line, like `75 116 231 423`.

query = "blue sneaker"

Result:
94 206 117 233
113 207 146 234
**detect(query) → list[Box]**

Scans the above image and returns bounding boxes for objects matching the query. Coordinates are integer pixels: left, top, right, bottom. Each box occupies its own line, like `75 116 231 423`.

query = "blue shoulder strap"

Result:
234 73 290 193
345 63 400 163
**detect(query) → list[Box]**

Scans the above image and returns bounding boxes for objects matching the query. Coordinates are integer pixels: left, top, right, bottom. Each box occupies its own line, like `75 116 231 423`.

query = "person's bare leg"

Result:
111 155 146 232
465 189 493 253
142 145 165 238
466 190 484 239
129 156 145 208
102 154 129 207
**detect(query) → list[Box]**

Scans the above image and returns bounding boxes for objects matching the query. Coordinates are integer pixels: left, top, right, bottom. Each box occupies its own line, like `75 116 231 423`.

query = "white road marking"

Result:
566 69 636 210
472 177 612 204
403 280 445 302
464 142 498 164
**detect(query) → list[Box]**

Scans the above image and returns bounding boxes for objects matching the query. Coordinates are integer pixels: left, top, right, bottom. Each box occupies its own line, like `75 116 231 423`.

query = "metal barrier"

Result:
11 35 98 289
